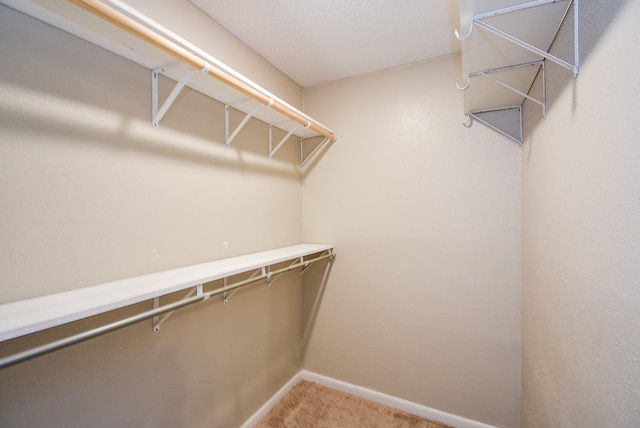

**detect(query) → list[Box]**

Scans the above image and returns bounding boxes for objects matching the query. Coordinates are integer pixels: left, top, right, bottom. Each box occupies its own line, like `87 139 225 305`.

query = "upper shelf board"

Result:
459 0 575 113
0 244 333 342
0 0 326 140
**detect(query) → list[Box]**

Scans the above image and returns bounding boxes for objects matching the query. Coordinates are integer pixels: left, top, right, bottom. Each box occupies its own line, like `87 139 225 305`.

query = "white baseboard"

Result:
300 370 496 428
242 369 496 428
240 372 302 428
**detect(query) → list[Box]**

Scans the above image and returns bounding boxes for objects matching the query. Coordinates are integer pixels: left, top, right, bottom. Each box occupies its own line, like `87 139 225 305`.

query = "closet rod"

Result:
0 251 334 370
68 0 337 142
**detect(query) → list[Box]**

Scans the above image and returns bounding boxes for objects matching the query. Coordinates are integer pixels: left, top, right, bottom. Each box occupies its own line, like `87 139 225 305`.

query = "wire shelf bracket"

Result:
269 122 301 159
467 106 524 144
463 61 547 118
455 0 579 143
225 100 270 147
457 0 580 77
153 284 204 331
301 137 332 167
222 268 260 304
152 65 195 127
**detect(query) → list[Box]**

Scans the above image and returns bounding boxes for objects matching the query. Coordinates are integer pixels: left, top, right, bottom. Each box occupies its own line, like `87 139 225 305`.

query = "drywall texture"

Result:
302 56 522 427
0 3 309 427
521 1 640 427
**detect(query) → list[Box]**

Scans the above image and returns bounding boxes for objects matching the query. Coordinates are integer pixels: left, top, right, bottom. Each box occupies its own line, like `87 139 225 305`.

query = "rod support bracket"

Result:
151 66 195 127
225 102 262 146
266 269 272 288
152 285 201 331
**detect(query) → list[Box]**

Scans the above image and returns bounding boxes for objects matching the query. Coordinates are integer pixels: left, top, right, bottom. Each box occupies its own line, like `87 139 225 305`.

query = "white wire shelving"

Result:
455 0 580 144
0 0 336 164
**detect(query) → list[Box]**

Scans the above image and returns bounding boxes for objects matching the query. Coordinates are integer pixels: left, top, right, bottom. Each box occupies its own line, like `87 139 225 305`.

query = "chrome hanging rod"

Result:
0 251 334 370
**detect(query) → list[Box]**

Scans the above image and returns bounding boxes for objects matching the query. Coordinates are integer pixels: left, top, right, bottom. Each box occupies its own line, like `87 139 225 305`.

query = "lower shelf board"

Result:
0 243 333 343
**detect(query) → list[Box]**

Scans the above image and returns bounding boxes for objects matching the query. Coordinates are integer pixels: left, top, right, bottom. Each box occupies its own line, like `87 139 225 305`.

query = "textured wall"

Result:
302 55 522 427
0 3 306 427
521 0 640 426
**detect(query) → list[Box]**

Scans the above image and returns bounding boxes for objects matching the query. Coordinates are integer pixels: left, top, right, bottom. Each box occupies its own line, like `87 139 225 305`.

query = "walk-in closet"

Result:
1 1 638 427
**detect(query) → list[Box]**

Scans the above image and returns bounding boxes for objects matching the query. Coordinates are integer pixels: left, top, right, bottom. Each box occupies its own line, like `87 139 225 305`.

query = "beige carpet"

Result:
254 380 453 428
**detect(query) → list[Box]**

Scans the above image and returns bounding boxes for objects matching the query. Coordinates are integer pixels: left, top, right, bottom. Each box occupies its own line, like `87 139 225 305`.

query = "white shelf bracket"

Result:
463 0 580 76
263 266 272 288
222 277 229 304
470 60 547 117
300 256 311 274
301 250 334 275
469 106 524 144
153 284 202 331
269 123 301 159
225 100 272 147
301 136 331 166
223 269 262 304
269 258 301 285
152 66 196 127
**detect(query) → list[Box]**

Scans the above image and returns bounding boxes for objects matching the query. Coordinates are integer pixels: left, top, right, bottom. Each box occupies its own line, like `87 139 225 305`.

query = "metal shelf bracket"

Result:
301 137 331 166
468 61 547 117
222 268 262 304
222 251 332 304
300 256 312 274
151 66 195 127
269 258 300 284
269 122 301 159
457 0 580 76
468 106 524 144
225 100 272 147
153 283 204 331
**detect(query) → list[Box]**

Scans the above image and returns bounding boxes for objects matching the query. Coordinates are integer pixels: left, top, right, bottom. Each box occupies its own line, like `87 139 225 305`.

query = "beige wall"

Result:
0 3 307 427
6 1 638 427
302 55 522 427
521 0 640 426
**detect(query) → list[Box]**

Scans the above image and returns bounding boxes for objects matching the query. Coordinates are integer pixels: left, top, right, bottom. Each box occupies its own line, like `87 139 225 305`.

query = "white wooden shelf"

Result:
0 244 333 343
0 0 336 163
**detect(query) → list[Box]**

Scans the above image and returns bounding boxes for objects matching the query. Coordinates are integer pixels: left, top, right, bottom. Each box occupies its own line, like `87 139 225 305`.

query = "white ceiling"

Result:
190 0 461 87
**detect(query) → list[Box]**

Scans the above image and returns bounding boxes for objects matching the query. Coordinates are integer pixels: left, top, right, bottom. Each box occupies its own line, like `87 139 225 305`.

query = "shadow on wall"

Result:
0 303 190 428
525 0 631 133
301 256 335 356
0 5 304 177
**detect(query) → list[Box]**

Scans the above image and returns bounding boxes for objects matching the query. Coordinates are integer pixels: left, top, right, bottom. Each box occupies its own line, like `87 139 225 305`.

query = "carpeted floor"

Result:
254 380 453 428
